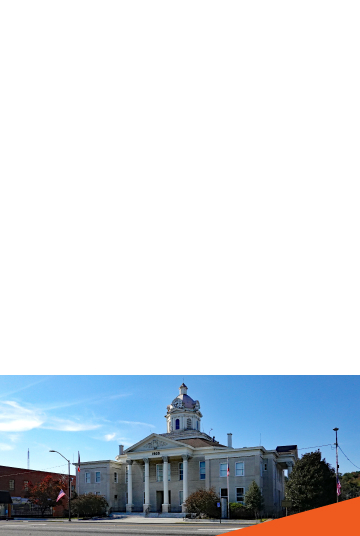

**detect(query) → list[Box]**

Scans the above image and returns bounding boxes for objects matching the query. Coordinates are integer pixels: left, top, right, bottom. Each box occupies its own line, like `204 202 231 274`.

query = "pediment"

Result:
125 433 188 453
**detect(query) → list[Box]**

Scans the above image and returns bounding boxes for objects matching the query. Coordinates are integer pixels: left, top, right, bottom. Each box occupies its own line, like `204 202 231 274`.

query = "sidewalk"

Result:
8 517 264 525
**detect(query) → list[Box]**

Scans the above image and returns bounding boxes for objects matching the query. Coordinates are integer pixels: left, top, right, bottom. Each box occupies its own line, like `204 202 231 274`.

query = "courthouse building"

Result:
76 383 297 515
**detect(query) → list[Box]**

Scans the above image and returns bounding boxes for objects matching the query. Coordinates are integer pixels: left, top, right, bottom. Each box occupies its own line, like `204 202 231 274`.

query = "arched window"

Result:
187 418 191 429
175 419 180 430
196 420 199 430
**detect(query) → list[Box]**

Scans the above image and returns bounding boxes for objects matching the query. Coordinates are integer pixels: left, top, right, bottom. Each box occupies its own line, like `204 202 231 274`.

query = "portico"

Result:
119 435 194 513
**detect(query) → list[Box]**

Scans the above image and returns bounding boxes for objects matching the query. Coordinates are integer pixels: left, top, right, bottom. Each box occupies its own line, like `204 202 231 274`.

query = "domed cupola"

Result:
165 383 202 433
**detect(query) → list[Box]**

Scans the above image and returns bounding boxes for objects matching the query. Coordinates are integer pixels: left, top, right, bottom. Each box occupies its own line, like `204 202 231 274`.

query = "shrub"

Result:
71 493 108 518
229 502 251 519
184 487 220 518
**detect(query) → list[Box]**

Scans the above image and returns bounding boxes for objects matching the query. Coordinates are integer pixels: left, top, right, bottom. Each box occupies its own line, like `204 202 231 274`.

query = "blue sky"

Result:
0 375 359 479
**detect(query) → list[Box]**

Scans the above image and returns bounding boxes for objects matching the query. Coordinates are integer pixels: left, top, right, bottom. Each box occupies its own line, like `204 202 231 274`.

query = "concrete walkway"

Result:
10 516 263 525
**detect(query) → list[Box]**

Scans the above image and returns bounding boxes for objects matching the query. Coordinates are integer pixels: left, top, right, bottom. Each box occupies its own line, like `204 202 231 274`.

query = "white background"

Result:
1 1 359 375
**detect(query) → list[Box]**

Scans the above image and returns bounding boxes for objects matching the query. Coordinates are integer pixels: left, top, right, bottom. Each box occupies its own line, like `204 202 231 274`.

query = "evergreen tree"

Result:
244 480 264 518
286 451 336 512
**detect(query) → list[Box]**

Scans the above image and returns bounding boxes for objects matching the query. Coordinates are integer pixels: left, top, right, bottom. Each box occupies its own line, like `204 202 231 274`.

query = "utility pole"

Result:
333 427 339 502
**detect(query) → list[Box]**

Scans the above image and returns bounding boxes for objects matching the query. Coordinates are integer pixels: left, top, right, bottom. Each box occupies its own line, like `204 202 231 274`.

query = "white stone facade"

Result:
75 383 297 516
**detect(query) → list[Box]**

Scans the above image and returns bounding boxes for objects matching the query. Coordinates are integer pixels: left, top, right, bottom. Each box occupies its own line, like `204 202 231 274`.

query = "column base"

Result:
143 504 151 513
126 504 134 513
181 504 187 513
162 504 169 513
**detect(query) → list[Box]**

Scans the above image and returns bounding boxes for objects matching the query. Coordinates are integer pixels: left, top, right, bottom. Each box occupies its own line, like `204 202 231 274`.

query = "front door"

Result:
156 491 163 512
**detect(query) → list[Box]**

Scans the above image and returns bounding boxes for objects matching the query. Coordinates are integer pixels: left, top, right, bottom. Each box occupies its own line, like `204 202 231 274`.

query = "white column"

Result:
286 461 293 475
182 455 189 513
162 456 169 513
126 460 133 512
143 458 150 512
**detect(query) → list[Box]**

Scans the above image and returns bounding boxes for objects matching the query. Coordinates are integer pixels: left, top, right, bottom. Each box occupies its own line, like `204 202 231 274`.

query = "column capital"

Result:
162 456 168 463
143 458 149 464
126 459 133 465
286 461 294 468
182 454 190 461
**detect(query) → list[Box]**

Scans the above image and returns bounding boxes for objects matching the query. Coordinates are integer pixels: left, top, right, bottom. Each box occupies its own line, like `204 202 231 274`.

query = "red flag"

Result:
56 489 65 502
78 451 80 472
227 462 230 476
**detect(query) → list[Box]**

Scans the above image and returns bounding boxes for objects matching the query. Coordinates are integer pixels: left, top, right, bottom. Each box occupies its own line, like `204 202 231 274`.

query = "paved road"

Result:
0 521 246 536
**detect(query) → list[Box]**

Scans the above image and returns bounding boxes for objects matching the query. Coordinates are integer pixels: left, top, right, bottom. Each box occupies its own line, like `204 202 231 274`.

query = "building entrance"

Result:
156 491 163 512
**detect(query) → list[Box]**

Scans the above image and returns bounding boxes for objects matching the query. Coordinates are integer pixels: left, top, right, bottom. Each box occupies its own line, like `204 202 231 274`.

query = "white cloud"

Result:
118 420 156 427
42 418 101 432
104 433 116 441
0 443 14 451
0 401 44 432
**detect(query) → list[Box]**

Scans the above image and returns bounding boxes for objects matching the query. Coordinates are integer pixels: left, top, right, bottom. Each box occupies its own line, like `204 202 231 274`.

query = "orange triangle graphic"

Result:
219 497 360 536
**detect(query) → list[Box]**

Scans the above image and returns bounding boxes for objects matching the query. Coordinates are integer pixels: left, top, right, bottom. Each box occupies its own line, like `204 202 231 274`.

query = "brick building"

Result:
0 465 76 517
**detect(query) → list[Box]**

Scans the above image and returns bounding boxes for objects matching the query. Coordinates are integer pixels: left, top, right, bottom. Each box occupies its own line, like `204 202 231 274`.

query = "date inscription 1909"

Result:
152 451 160 456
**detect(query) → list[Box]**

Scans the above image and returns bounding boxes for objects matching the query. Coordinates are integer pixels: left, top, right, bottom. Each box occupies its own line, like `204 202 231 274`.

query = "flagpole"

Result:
227 457 230 519
333 428 339 502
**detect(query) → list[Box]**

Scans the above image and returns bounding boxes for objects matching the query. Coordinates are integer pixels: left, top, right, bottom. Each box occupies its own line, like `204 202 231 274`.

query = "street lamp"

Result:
49 450 71 521
333 428 339 503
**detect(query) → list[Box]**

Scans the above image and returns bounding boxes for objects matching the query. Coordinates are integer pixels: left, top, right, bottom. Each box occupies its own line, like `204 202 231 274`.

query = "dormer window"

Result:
175 419 180 430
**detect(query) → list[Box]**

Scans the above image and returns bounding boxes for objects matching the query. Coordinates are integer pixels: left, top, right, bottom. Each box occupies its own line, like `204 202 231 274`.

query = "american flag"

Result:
78 451 81 472
56 489 65 502
337 478 341 496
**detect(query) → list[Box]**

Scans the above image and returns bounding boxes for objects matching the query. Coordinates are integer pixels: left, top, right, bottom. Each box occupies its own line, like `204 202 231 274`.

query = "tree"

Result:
26 475 67 517
339 472 360 501
71 493 108 518
183 487 219 518
244 481 264 518
285 451 336 512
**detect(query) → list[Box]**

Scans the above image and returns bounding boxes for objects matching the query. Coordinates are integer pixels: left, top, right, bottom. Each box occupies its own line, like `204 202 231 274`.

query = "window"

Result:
220 463 227 477
95 491 100 496
96 472 101 483
156 463 171 482
187 418 191 429
23 481 29 490
179 462 183 481
196 420 199 430
9 480 15 491
143 465 145 482
220 488 228 498
179 490 183 505
264 463 267 471
176 419 180 430
199 461 205 480
114 495 118 499
235 462 244 476
143 492 146 504
85 472 91 483
114 472 118 483
126 492 128 504
236 487 245 504
125 466 128 483
156 464 163 482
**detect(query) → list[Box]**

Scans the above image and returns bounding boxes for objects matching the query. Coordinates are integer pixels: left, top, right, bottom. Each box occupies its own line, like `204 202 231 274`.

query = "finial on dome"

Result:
179 383 188 395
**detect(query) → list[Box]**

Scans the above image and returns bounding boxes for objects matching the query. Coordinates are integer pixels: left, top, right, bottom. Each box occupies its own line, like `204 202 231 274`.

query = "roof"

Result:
276 445 297 453
179 438 227 448
0 491 12 504
176 394 196 408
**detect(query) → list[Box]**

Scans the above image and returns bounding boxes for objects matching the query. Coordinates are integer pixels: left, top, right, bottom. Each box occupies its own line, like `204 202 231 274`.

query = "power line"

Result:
338 445 360 470
297 443 334 451
0 463 68 479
